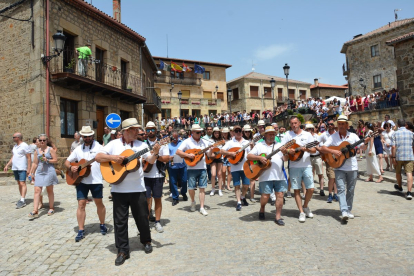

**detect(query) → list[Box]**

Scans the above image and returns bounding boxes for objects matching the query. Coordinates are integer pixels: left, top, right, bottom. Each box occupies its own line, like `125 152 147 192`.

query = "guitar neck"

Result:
267 147 282 160
348 132 377 150
80 158 95 169
127 148 150 162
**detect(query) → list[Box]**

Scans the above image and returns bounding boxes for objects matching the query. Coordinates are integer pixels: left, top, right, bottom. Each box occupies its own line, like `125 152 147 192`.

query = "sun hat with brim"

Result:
264 126 276 134
213 127 220 132
122 118 141 130
243 125 252 132
79 126 95 136
145 121 156 129
258 120 265 126
191 124 203 131
233 125 242 130
110 130 116 134
337 115 350 122
222 127 230 133
230 126 234 131
305 124 315 129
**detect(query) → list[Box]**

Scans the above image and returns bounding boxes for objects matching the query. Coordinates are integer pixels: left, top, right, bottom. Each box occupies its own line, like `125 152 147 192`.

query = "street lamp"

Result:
227 88 232 115
270 77 276 114
42 30 66 64
283 63 291 109
178 90 182 119
359 78 366 95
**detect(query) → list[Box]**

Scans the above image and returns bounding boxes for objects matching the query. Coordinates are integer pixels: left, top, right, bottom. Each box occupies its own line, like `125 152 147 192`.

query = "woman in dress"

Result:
209 127 224 197
363 95 370 111
364 123 383 183
343 103 352 116
242 125 256 202
28 134 58 219
221 128 232 191
349 95 356 112
381 122 394 171
373 123 384 174
356 95 363 111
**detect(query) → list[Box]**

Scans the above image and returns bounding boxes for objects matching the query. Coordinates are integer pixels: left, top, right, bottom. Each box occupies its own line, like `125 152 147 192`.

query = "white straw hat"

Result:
79 126 95 136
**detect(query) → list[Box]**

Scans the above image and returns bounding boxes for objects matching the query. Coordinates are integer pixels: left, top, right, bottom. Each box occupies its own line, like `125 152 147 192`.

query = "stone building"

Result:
0 0 160 165
310 79 348 99
153 56 231 119
226 72 311 113
341 18 414 96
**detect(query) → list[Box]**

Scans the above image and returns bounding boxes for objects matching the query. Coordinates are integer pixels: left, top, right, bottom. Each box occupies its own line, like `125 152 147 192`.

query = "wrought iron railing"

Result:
154 74 202 86
144 89 161 110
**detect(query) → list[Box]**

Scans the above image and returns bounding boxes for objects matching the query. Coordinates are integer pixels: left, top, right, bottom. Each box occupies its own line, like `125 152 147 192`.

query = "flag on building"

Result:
159 60 170 71
171 62 183 72
183 63 192 72
194 64 205 74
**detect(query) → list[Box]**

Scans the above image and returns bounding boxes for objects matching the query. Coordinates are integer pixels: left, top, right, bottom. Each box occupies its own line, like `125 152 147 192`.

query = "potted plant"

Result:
126 86 132 92
64 58 76 73
112 66 117 71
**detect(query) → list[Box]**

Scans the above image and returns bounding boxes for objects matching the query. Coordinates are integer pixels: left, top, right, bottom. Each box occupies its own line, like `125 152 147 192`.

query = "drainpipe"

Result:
140 44 144 126
46 0 50 137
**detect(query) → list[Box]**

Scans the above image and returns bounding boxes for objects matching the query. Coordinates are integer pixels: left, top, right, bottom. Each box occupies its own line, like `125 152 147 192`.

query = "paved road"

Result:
0 163 413 275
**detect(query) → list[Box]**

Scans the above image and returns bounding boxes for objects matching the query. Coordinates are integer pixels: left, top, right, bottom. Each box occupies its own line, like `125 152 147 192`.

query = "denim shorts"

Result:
289 167 314 190
231 170 250 186
13 170 27 181
187 169 208 190
259 180 287 194
144 177 164 199
76 183 103 200
222 158 231 167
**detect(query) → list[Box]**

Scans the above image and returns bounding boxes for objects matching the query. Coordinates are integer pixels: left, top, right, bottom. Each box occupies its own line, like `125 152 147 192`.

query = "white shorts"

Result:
384 147 392 156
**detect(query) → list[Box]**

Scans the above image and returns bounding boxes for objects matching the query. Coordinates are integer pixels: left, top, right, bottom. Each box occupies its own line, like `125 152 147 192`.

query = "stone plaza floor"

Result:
0 163 413 275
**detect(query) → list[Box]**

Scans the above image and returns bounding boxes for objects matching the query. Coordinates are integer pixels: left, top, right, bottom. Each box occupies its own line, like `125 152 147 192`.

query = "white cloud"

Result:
254 44 292 60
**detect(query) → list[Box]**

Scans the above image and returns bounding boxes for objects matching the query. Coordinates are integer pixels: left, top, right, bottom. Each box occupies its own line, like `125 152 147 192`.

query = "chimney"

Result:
113 0 121 23
314 78 319 86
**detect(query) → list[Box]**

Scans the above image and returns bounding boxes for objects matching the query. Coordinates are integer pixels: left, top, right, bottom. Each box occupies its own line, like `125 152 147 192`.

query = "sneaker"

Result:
298 212 306 222
190 201 196 212
60 170 65 179
218 190 223 197
210 189 215 196
286 191 292 198
327 194 333 203
270 200 275 206
250 198 256 203
333 194 339 202
154 222 164 233
348 213 355 219
16 200 26 209
406 192 413 200
182 194 188 201
236 203 242 211
342 211 349 222
303 207 314 218
75 230 85 242
320 190 325 196
169 193 173 198
199 208 208 216
100 224 108 235
394 184 403 192
242 198 249 206
258 212 265 220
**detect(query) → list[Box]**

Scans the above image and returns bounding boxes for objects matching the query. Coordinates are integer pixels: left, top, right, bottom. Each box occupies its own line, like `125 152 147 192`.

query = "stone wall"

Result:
311 88 345 99
348 107 402 127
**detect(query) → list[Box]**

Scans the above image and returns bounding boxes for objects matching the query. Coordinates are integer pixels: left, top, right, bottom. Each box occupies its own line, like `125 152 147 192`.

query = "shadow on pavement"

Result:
377 189 406 198
312 208 342 222
105 238 175 254
73 223 114 235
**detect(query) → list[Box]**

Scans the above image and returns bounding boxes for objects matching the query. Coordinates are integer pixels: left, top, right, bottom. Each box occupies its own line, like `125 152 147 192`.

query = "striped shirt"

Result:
391 127 414 161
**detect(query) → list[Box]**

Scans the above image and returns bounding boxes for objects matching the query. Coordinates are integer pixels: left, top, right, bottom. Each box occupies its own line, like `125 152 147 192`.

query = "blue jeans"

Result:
335 170 358 212
187 169 208 190
168 167 188 200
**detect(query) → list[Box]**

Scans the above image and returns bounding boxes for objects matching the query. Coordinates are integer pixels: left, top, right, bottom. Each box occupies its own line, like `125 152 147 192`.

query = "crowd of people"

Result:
4 111 413 266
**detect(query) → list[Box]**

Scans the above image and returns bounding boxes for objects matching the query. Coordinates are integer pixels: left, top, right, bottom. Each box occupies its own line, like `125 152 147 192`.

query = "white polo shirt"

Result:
318 130 336 146
99 138 150 193
178 136 209 170
323 131 359 171
143 139 169 178
67 141 103 184
222 137 250 172
281 130 315 168
249 141 284 182
12 142 31 171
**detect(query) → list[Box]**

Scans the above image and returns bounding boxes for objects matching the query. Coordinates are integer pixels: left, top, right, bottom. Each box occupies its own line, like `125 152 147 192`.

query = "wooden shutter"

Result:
278 88 283 100
250 86 259 97
217 92 224 100
203 91 212 99
181 90 190 98
288 89 295 99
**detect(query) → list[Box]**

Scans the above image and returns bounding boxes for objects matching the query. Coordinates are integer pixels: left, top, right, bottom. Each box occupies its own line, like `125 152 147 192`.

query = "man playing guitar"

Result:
65 126 106 242
280 116 317 223
221 125 251 211
320 115 361 223
96 118 160 266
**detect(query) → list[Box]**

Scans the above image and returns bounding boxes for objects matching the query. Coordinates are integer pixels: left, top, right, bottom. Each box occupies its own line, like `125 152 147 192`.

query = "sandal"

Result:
28 212 39 219
47 209 55 216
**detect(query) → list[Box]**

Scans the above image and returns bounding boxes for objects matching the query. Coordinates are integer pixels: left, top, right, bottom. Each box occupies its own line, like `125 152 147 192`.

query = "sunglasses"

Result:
137 133 144 136
234 129 242 133
328 123 334 126
39 139 47 142
146 129 156 133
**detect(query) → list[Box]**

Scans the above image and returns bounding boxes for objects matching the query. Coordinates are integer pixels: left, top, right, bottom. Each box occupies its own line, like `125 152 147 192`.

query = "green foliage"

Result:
287 109 294 115
294 113 305 123
65 58 76 69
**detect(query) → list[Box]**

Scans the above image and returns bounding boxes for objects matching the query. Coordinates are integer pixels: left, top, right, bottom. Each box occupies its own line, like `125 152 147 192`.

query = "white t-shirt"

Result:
178 137 210 170
67 141 103 184
318 131 336 146
143 139 169 178
324 131 359 171
99 138 150 193
222 137 251 172
381 120 395 128
250 141 284 181
281 130 315 168
382 130 394 149
12 142 31 171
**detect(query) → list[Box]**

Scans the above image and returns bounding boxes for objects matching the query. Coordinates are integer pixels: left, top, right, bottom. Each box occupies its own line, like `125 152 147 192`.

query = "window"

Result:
120 110 130 122
181 90 190 100
192 109 201 117
232 88 239 100
373 75 382 88
300 90 306 100
95 47 105 83
162 109 171 119
121 60 128 90
208 110 217 115
203 91 212 99
264 88 272 98
60 98 78 138
250 86 259 97
278 88 283 100
171 71 184 79
217 92 224 100
288 89 295 99
371 44 379 57
203 71 210 80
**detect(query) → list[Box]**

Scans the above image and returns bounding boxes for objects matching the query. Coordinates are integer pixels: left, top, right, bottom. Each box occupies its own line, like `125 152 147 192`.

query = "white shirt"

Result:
144 139 169 178
178 136 210 170
99 138 150 193
67 141 103 184
324 131 359 171
381 120 395 128
222 137 250 172
250 141 285 181
318 130 336 146
12 142 31 171
281 130 315 168
382 130 395 149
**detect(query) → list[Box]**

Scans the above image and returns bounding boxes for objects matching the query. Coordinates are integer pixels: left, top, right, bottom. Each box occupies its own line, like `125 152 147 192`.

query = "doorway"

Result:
96 106 105 144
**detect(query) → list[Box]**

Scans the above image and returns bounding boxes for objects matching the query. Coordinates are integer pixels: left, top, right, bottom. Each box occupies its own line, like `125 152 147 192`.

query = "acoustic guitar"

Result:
205 148 222 165
227 135 263 165
141 137 171 173
322 131 379 169
100 139 169 184
287 140 320 162
243 139 296 180
66 158 95 185
184 140 225 167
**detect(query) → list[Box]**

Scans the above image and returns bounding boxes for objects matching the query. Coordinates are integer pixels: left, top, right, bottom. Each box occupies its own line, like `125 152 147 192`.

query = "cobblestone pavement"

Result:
1 163 413 275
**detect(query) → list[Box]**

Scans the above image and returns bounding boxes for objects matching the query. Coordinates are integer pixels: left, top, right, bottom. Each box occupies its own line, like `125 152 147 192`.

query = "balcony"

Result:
161 97 222 108
343 63 349 76
154 74 201 86
143 89 161 113
49 50 146 104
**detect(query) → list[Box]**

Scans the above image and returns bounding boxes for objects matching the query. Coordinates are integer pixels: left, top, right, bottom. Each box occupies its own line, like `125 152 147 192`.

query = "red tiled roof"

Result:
386 32 414 45
310 83 348 89
341 18 414 53
227 72 311 85
153 56 232 68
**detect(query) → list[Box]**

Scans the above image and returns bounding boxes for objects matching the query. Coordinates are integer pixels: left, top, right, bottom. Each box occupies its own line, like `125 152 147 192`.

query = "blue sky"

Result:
93 0 413 85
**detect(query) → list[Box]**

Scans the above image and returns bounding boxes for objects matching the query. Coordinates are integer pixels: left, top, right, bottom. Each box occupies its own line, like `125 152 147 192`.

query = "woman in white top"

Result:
381 122 394 171
221 128 232 191
364 123 383 182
